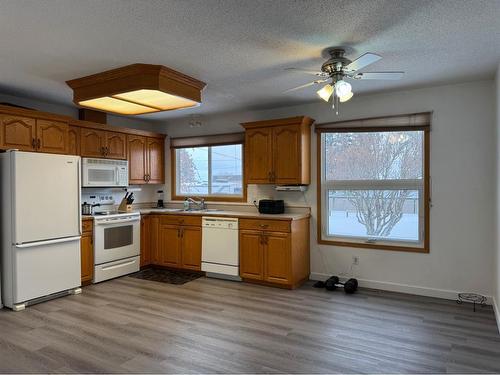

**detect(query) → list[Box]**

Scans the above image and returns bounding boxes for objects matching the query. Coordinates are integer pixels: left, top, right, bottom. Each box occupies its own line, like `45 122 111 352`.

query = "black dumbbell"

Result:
323 276 358 294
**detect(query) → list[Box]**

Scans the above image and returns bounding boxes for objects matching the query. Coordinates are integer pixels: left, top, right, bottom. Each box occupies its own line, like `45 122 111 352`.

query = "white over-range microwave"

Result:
82 158 129 187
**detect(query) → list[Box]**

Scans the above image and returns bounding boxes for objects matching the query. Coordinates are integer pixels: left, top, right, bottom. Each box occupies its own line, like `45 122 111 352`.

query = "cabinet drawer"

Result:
239 218 290 232
82 219 93 233
159 215 201 227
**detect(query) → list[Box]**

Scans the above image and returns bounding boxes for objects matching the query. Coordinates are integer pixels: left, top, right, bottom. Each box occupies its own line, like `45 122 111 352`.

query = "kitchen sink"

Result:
148 208 183 212
182 208 222 213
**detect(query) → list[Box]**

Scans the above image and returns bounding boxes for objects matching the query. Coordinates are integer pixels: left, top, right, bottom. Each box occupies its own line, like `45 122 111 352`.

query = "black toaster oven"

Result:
258 199 285 214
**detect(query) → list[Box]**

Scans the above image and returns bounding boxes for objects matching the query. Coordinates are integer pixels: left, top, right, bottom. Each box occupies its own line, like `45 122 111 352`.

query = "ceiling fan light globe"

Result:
335 80 352 97
317 84 333 102
339 91 354 103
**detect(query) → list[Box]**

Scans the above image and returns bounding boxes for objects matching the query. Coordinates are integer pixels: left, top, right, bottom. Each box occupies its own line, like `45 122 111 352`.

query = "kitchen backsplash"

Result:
82 184 161 208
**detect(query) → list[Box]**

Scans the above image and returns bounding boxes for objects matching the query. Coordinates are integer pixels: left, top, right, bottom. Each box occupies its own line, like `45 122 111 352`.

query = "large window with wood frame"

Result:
171 133 245 201
317 113 430 252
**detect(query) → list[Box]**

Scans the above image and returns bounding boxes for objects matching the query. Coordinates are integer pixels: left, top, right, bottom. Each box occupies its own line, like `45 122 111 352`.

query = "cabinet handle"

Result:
177 228 180 237
180 227 184 238
268 171 272 182
101 146 105 155
271 171 276 182
37 139 41 149
144 174 147 182
259 224 269 228
31 138 36 149
106 146 109 156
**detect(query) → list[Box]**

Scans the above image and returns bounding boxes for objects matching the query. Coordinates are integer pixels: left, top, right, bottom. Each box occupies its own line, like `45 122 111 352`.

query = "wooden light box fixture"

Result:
66 64 206 115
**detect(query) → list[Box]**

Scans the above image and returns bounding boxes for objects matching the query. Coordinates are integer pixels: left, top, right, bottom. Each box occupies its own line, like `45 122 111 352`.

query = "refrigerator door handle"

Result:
15 236 81 248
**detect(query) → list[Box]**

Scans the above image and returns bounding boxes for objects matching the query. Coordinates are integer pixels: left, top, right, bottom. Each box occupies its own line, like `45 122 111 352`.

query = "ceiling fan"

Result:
284 48 404 114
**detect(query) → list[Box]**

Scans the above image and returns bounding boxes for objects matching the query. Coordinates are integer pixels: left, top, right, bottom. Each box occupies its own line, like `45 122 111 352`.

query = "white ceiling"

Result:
0 0 499 121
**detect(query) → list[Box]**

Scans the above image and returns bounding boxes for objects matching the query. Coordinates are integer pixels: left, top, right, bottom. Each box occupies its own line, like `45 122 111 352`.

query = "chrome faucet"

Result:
186 197 206 210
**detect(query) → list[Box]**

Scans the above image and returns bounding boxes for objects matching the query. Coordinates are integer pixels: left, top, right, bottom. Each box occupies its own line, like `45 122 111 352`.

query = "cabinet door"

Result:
147 137 165 184
239 230 264 280
80 232 93 284
68 126 80 156
273 124 301 184
263 232 291 285
150 216 160 264
181 226 201 270
0 114 36 151
128 135 147 184
245 127 273 184
81 128 106 157
140 215 151 267
106 131 127 159
158 224 181 267
36 119 68 154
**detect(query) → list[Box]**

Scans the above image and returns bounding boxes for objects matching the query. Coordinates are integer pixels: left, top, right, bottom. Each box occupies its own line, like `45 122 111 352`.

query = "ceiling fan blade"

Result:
344 53 382 72
353 71 404 80
283 79 327 93
285 67 328 77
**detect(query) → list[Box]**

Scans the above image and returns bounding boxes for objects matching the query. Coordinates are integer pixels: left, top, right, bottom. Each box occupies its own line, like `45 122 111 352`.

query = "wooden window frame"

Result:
171 141 247 203
316 124 430 253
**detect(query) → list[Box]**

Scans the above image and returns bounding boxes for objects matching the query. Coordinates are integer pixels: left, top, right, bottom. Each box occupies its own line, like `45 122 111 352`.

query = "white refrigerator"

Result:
1 151 82 310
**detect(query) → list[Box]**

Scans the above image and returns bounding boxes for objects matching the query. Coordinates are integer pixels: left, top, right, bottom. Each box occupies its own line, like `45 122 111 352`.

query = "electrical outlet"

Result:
352 256 359 265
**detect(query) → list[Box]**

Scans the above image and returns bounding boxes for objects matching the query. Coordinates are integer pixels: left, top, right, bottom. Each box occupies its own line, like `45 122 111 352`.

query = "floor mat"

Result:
129 268 203 285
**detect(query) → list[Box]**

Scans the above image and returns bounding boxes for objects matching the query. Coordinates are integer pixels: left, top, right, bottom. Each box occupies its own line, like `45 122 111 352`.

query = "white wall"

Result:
164 81 496 300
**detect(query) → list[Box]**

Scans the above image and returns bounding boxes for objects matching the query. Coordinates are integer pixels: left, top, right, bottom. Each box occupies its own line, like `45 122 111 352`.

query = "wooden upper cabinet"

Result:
127 135 164 184
147 137 164 184
81 128 106 158
0 114 36 151
241 116 313 185
273 124 302 185
128 135 147 184
244 127 273 184
68 126 80 156
105 131 127 160
36 119 68 154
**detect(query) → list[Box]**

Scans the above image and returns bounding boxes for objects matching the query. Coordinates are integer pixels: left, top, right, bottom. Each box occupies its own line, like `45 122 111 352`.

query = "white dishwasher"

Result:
201 217 241 280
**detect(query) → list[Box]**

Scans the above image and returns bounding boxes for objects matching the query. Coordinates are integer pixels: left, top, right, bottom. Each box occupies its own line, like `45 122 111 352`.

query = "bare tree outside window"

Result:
324 131 423 241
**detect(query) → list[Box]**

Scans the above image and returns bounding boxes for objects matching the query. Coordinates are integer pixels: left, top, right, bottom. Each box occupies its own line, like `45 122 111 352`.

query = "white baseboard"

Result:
493 297 500 334
310 272 493 304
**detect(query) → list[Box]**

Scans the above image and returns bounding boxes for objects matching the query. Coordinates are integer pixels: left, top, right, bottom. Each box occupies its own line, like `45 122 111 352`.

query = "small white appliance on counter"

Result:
82 157 128 187
201 217 240 280
93 211 140 283
0 151 82 311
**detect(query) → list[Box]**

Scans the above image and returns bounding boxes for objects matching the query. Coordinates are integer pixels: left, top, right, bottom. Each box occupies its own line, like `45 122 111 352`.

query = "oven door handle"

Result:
95 218 140 225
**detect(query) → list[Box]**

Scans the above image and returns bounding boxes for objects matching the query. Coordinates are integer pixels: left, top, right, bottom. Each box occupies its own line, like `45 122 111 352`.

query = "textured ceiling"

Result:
0 0 499 120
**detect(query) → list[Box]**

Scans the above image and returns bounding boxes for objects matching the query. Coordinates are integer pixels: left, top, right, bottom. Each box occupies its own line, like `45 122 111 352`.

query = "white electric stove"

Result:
92 211 140 283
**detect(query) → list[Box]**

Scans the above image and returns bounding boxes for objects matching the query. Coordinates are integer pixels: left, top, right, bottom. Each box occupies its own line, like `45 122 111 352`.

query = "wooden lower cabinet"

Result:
239 218 309 289
140 215 151 267
142 215 201 271
180 226 202 270
263 232 291 285
81 219 94 285
159 224 181 267
239 230 264 280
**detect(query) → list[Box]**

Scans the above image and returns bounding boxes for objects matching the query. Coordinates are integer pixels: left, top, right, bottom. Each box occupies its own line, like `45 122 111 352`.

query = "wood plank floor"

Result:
1 276 499 373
